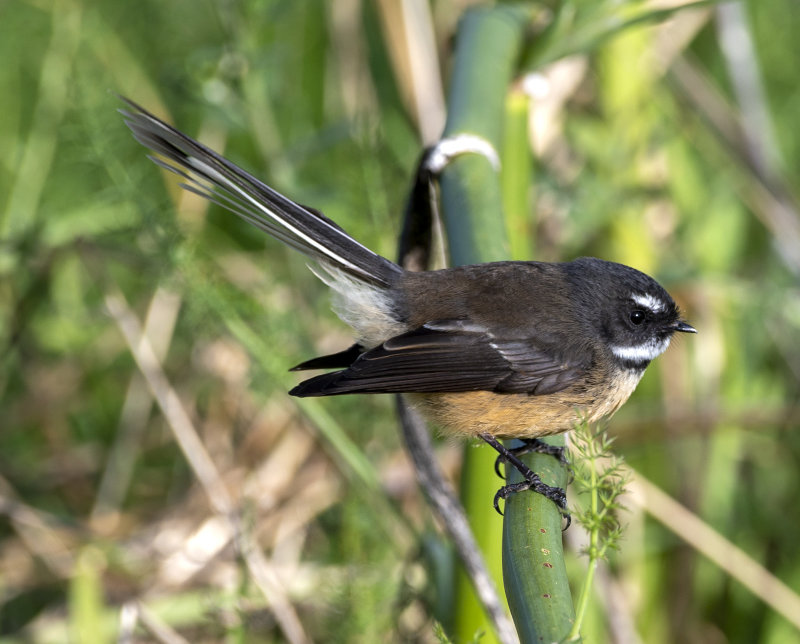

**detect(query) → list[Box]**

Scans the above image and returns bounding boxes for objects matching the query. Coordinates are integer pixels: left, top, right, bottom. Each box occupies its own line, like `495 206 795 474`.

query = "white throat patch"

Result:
610 336 671 365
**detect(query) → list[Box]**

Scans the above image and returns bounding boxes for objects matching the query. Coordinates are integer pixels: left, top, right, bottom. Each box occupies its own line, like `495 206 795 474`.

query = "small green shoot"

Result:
566 421 630 642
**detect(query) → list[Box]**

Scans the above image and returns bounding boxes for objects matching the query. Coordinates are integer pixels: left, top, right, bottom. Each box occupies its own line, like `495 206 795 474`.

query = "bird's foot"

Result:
494 438 571 480
479 433 571 529
492 476 571 530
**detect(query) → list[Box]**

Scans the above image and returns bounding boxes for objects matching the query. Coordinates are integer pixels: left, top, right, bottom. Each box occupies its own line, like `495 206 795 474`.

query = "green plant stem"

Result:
567 453 600 641
570 560 598 642
436 6 574 643
438 8 527 643
502 85 535 261
439 6 526 265
501 437 574 643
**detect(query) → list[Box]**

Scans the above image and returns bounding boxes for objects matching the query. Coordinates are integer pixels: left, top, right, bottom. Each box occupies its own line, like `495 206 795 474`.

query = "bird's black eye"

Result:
629 310 646 325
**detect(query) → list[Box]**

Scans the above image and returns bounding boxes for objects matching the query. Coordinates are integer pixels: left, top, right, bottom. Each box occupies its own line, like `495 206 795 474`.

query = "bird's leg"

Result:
493 437 569 479
479 433 570 529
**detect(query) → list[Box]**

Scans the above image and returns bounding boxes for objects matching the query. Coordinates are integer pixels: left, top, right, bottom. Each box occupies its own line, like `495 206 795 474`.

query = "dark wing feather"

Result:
289 322 586 397
290 344 363 371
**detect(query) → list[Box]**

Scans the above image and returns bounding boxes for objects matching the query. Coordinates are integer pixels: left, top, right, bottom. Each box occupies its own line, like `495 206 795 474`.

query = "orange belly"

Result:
406 369 643 439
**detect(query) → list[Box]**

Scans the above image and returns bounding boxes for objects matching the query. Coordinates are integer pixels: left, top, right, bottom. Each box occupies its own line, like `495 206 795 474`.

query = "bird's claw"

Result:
493 439 572 481
492 477 571 530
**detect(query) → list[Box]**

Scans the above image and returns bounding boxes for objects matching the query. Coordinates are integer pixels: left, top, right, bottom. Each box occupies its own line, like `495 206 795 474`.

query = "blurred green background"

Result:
1 0 799 642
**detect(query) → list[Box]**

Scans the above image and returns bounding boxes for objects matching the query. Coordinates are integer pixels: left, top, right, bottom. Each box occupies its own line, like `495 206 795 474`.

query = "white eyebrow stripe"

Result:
611 337 671 363
631 293 666 313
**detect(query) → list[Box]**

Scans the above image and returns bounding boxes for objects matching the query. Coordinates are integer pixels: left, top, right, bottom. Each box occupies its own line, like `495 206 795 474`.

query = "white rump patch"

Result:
631 292 666 313
309 264 405 348
610 337 671 364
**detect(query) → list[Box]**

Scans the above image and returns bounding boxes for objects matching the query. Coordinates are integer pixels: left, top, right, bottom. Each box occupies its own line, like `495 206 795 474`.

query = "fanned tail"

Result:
119 96 402 289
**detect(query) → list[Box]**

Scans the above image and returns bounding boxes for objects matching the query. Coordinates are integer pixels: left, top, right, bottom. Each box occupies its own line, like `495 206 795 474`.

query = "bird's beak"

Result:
674 321 697 334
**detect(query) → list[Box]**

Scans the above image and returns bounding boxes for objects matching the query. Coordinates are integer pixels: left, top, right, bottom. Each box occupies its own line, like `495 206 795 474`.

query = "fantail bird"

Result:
120 97 696 519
